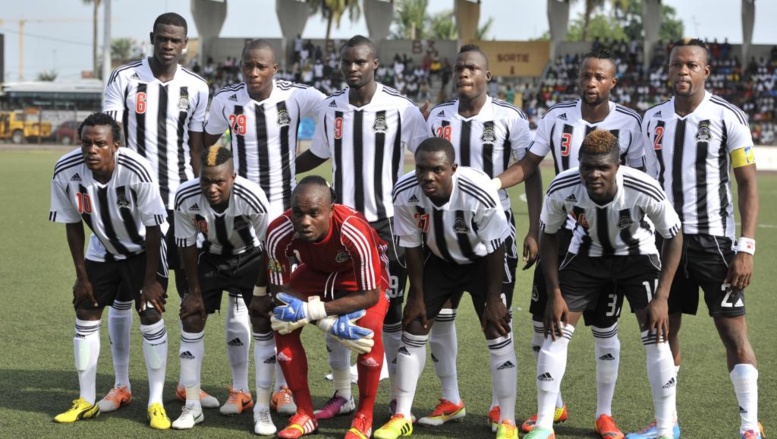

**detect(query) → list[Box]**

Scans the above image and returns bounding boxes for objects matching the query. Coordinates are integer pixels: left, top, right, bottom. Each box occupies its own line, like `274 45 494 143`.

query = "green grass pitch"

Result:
1 149 774 438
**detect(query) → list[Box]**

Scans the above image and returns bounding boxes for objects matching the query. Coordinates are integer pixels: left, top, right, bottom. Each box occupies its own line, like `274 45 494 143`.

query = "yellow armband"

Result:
731 146 755 168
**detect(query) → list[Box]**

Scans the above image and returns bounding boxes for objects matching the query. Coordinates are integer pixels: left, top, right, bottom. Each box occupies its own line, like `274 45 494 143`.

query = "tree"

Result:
37 70 58 81
111 38 141 64
306 0 361 43
391 5 494 41
83 0 101 78
575 0 606 42
565 0 683 43
391 0 429 40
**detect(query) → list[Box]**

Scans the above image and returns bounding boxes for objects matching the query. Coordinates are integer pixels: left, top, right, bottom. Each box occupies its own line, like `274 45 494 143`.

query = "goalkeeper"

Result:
250 175 390 439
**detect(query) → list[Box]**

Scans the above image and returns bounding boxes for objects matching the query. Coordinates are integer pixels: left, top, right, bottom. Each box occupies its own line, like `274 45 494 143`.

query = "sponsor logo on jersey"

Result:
277 109 291 127
70 173 82 182
373 115 388 133
408 194 419 203
617 216 634 229
436 110 445 117
130 72 140 80
558 113 567 120
453 218 469 234
178 95 190 112
189 203 199 212
695 120 712 142
328 100 338 108
480 125 497 144
335 250 350 263
653 110 662 118
565 194 577 202
228 93 238 101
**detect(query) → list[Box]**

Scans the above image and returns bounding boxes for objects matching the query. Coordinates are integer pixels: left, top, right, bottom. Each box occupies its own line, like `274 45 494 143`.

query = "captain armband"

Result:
731 146 756 168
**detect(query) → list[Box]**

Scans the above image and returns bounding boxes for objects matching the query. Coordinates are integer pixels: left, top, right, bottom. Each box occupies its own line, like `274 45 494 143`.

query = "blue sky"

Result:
2 0 776 81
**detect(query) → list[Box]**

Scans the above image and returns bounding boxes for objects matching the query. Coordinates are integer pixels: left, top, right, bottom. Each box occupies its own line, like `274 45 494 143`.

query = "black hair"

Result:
295 175 336 204
670 37 711 65
242 39 276 62
79 113 121 145
416 137 456 165
153 12 188 35
201 144 233 167
341 35 376 57
458 44 489 68
579 48 616 75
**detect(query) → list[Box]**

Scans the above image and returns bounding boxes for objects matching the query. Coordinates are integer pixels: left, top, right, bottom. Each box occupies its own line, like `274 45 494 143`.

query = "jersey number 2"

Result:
228 114 247 136
435 125 452 141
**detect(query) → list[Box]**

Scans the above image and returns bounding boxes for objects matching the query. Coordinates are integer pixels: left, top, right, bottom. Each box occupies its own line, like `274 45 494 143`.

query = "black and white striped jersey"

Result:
49 147 167 262
393 166 510 264
205 80 324 219
103 58 210 209
642 91 753 240
310 83 429 222
529 99 649 175
540 166 681 257
426 96 532 210
173 176 270 256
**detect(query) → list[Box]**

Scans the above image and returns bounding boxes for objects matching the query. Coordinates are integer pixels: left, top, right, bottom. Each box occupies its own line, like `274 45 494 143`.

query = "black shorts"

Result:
164 209 182 271
371 217 407 301
195 246 263 313
667 234 745 317
84 252 168 312
558 253 661 313
530 228 623 326
422 254 506 321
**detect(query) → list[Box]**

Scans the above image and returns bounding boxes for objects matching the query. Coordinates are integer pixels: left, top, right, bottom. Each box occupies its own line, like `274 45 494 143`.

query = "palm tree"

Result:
83 0 101 77
574 0 606 42
391 0 428 40
306 0 362 43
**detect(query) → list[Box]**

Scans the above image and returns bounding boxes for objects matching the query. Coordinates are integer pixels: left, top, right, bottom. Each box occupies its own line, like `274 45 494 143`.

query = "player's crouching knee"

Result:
138 308 163 325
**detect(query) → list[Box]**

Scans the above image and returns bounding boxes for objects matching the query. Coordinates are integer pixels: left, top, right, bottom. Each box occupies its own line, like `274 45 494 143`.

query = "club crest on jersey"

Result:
695 120 712 142
373 115 388 133
335 251 350 263
617 216 634 229
268 259 283 273
115 187 131 209
480 125 497 144
277 109 291 127
177 95 190 111
453 218 469 234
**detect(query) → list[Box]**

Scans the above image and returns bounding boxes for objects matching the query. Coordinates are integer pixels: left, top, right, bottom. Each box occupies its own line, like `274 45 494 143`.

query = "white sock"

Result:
226 294 251 392
592 323 620 417
532 321 564 409
383 321 402 401
107 301 133 390
643 330 676 437
74 319 101 404
253 332 275 407
731 364 759 433
395 332 428 418
141 320 168 407
274 360 287 391
430 308 460 404
326 334 352 399
488 334 517 424
179 330 204 408
536 324 574 429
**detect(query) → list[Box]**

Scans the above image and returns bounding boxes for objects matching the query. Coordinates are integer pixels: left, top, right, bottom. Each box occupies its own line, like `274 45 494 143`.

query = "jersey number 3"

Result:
560 133 572 156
